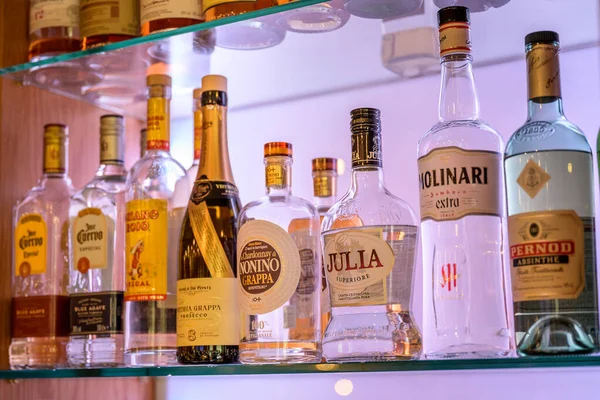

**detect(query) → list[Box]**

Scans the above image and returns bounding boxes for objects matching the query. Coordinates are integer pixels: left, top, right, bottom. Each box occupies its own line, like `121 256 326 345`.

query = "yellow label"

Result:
125 199 168 301
509 210 585 302
202 0 255 13
80 0 139 38
266 164 288 187
141 0 201 24
193 110 202 161
72 208 108 272
439 22 471 57
177 278 239 346
147 97 170 151
43 140 66 174
15 214 47 277
313 176 333 198
516 159 552 199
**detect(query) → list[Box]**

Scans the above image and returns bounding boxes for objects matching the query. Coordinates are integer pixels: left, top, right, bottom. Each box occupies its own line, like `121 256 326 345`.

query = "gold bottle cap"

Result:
193 87 203 99
146 74 171 87
264 142 293 158
43 124 68 174
312 157 338 172
202 75 227 92
100 114 125 164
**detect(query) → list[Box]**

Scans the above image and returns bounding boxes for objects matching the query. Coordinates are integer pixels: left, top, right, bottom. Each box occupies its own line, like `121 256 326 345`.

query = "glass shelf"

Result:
0 0 597 120
3 356 600 380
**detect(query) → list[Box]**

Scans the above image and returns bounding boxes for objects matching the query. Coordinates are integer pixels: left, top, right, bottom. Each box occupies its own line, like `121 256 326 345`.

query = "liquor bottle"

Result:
29 0 81 60
321 108 421 362
505 31 600 356
238 142 321 364
311 157 339 335
67 115 128 367
417 6 510 359
186 87 202 183
140 0 202 36
124 74 190 366
177 75 241 364
140 128 147 158
10 124 75 369
80 0 140 49
276 0 350 34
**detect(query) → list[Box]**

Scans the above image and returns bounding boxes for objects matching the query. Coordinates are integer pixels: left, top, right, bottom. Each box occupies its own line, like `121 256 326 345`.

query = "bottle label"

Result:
125 199 168 301
265 164 287 187
439 21 471 57
80 0 139 38
43 137 67 174
323 227 396 307
176 278 239 346
509 210 585 302
313 176 333 198
29 0 79 34
14 214 47 277
188 179 238 278
418 147 502 222
527 43 561 100
100 132 125 164
238 220 302 315
141 0 201 25
69 291 124 335
72 208 108 273
12 295 70 338
147 97 170 151
193 110 202 161
202 0 255 13
351 133 382 168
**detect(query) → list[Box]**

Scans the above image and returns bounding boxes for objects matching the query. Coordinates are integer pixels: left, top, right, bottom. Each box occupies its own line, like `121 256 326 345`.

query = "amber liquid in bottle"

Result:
29 0 81 60
80 0 140 48
29 28 81 60
204 0 278 21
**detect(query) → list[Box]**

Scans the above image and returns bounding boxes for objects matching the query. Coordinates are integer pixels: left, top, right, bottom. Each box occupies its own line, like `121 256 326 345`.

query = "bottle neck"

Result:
198 94 235 183
526 43 564 120
193 104 201 166
95 163 127 178
265 156 292 196
439 54 480 121
100 131 125 169
349 166 385 193
43 138 67 177
312 171 338 212
146 85 171 152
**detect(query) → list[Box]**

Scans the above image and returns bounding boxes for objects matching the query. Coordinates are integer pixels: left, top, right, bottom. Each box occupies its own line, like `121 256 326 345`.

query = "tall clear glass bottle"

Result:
67 115 128 367
10 124 74 369
322 108 421 362
312 157 339 336
186 87 202 184
238 142 321 364
177 75 241 364
124 74 190 366
417 6 510 359
505 31 599 356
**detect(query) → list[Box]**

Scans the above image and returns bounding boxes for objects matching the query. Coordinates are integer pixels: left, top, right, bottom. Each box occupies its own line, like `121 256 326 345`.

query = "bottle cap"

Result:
44 123 67 138
202 75 227 92
146 74 171 87
264 142 293 157
525 31 559 46
312 157 338 172
193 87 203 99
350 107 381 135
437 6 470 26
100 114 124 133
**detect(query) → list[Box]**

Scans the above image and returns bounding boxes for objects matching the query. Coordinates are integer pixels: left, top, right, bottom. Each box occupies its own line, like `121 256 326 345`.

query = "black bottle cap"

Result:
350 107 381 135
350 108 382 168
525 31 559 46
437 6 470 26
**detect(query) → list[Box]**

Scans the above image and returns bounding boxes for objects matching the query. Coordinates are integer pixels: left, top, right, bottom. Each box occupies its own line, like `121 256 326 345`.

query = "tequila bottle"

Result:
238 142 321 364
67 115 128 367
505 31 599 356
417 6 510 359
10 124 74 369
322 108 421 362
124 74 190 366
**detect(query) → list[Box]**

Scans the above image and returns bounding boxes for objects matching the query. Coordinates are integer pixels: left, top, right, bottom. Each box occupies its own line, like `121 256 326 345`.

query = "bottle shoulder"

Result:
15 177 74 218
418 119 504 156
239 195 319 229
127 151 187 182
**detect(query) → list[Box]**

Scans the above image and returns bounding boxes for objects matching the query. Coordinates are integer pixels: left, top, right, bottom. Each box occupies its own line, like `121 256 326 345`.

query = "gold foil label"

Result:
30 0 79 34
527 44 561 100
141 0 202 24
439 22 471 57
73 208 108 272
147 97 170 151
193 110 202 161
15 214 47 277
509 210 585 302
516 159 552 199
100 133 124 164
265 164 289 187
125 199 168 301
313 176 333 198
177 277 239 346
238 220 302 315
323 228 395 307
43 138 66 174
202 0 255 13
80 0 139 38
418 147 502 222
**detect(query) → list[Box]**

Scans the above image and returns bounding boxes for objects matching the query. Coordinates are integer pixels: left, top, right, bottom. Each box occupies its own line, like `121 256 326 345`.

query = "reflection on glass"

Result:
433 0 510 12
215 15 286 50
27 60 102 88
346 0 422 19
276 0 351 34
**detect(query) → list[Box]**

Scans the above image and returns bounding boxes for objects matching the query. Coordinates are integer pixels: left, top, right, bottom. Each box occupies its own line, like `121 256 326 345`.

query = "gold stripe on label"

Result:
313 176 333 197
188 201 235 278
439 22 471 57
527 44 561 100
193 110 202 161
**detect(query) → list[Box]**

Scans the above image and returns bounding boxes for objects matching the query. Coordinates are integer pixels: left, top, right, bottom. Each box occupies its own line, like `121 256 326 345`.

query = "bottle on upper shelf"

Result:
140 0 203 36
80 0 140 49
417 6 510 360
67 115 128 367
276 0 350 34
28 0 81 60
10 124 75 370
238 142 322 364
124 74 191 366
311 157 339 337
321 108 421 362
177 75 241 364
505 31 600 356
186 87 202 184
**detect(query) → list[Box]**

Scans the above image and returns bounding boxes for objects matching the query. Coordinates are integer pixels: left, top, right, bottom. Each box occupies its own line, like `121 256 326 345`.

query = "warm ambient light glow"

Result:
334 379 353 396
337 159 346 176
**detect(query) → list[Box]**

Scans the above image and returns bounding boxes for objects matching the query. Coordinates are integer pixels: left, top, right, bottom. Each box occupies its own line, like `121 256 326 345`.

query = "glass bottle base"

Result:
239 341 321 364
67 335 124 367
424 344 511 360
124 348 178 366
9 337 68 370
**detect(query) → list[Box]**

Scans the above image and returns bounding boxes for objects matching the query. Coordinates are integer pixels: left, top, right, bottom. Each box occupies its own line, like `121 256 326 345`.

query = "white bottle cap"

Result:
202 75 227 92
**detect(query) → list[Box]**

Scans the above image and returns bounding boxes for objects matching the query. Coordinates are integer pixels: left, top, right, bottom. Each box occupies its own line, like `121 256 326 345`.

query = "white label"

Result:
237 220 302 315
73 208 108 272
140 0 201 25
30 0 79 34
